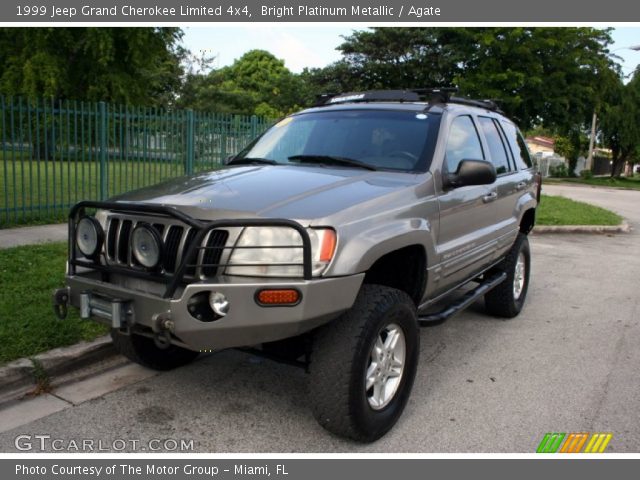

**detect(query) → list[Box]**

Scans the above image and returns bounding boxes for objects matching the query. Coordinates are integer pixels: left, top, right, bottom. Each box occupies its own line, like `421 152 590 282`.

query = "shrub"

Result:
549 163 569 178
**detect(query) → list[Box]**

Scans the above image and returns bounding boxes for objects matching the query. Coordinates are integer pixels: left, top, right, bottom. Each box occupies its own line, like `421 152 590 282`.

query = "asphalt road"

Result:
1 184 638 453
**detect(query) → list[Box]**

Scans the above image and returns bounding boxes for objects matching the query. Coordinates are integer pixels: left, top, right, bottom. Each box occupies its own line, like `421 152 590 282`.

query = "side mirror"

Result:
445 159 496 188
223 154 235 165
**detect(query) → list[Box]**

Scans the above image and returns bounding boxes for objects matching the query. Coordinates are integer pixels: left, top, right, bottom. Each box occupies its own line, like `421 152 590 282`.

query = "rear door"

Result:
476 116 521 258
434 114 501 294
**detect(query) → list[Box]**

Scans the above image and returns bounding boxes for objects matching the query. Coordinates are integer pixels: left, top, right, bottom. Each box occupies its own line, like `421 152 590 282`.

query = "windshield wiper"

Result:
288 155 378 171
227 157 279 166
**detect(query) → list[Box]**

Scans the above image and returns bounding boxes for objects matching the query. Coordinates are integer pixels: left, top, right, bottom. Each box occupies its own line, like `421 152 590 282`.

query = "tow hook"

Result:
152 312 174 350
52 287 70 320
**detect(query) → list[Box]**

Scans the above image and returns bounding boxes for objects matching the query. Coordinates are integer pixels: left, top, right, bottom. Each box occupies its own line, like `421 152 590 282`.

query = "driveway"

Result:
1 184 638 453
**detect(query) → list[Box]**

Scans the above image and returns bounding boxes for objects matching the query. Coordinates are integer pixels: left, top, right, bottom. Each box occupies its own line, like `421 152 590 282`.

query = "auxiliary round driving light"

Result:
131 223 163 269
76 216 103 259
209 291 230 317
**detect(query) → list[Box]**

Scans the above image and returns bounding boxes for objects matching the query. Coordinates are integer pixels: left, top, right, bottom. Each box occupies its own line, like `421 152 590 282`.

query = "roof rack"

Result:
315 88 503 112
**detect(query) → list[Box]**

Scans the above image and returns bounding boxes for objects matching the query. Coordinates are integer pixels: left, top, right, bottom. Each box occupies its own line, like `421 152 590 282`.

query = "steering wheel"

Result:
387 150 418 162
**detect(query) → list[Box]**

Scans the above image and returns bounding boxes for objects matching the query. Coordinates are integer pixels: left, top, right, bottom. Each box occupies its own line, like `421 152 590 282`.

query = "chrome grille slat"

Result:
117 220 133 265
163 225 183 273
182 228 199 277
174 226 191 272
195 230 211 279
106 218 119 260
114 219 124 263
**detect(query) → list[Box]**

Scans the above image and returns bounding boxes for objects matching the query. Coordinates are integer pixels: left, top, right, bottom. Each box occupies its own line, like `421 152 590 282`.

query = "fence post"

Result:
186 109 194 175
99 101 107 200
250 115 258 139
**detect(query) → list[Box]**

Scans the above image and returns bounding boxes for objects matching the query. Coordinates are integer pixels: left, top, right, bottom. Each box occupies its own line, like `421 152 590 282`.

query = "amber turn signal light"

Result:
256 289 301 306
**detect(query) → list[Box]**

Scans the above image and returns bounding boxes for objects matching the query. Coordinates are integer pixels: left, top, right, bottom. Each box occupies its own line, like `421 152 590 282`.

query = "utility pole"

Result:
586 111 597 172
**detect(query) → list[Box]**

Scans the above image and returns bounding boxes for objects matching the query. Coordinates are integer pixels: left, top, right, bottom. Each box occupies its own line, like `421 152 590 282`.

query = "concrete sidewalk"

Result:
0 223 67 249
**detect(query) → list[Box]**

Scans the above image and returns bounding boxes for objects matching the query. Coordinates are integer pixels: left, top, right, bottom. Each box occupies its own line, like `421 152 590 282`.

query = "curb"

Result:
542 181 640 192
0 335 117 406
532 222 631 234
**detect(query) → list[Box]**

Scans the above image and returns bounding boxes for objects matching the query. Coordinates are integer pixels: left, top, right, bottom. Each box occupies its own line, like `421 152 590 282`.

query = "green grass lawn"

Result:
0 242 108 365
545 175 640 191
537 194 623 226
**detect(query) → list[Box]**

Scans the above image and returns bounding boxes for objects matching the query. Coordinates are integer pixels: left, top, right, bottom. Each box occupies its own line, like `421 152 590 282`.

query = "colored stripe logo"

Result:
537 433 612 453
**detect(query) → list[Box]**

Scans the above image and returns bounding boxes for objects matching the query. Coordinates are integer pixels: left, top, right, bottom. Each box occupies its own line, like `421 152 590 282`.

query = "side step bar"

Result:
418 272 507 326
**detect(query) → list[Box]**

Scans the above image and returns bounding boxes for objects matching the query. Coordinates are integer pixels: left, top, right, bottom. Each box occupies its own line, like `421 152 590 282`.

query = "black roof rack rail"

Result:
317 90 422 106
447 96 503 112
314 88 503 113
412 87 459 103
313 93 338 106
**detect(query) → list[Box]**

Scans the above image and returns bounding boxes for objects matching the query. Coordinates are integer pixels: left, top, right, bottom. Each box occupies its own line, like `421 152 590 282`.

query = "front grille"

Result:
105 216 228 280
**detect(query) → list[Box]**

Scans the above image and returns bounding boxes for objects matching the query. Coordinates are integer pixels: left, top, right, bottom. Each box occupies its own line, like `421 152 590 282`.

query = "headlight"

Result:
226 227 336 278
131 223 163 269
76 216 103 259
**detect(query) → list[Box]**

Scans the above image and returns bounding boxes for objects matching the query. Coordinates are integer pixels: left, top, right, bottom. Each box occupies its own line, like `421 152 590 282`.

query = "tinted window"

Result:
501 121 533 169
479 117 512 175
237 110 438 172
444 116 484 173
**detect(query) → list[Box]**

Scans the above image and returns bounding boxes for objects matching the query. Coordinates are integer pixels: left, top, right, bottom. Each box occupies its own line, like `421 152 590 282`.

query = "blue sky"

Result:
610 27 640 77
182 26 639 75
182 26 353 72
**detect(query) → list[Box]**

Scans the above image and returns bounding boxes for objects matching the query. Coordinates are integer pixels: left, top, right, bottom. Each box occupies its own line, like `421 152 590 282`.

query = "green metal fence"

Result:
0 96 272 227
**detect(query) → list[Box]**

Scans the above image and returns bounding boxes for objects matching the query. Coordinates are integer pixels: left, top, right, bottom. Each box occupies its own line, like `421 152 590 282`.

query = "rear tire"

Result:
110 330 199 371
309 284 419 442
485 232 531 318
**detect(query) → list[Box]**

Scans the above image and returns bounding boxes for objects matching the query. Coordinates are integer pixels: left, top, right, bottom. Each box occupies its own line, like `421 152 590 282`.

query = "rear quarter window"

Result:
501 120 533 169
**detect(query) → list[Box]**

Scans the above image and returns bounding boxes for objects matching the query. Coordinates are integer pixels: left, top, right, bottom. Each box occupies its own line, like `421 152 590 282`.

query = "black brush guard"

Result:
68 201 313 300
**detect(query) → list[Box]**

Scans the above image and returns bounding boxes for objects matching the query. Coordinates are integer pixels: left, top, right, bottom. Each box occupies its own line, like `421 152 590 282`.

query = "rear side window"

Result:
501 121 533 169
444 116 484 174
478 117 513 175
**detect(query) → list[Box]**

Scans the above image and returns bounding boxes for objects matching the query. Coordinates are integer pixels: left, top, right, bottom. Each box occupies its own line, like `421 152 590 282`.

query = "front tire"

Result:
110 330 199 371
309 284 419 442
484 232 531 318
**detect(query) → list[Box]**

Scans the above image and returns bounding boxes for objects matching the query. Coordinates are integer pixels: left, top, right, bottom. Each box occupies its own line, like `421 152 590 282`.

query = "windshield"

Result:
235 109 440 172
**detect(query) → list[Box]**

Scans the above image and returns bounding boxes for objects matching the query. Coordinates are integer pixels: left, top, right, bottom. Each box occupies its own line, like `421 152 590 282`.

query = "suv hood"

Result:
109 165 421 222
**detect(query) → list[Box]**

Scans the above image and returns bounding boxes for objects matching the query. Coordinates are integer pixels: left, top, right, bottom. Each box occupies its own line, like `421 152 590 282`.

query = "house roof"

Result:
525 136 555 148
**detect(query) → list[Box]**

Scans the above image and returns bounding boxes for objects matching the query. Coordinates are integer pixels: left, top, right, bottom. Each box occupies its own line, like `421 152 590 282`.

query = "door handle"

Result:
516 181 527 191
483 192 498 203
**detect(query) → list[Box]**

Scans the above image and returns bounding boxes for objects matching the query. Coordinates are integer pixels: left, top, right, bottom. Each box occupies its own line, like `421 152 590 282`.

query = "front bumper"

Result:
59 200 363 351
61 272 364 351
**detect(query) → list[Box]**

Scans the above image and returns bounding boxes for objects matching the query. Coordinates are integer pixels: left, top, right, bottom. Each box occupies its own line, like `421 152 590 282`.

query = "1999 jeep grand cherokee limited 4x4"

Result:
53 89 540 442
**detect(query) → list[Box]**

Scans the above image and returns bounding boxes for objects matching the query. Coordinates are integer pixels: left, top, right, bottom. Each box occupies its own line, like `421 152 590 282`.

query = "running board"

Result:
418 272 507 326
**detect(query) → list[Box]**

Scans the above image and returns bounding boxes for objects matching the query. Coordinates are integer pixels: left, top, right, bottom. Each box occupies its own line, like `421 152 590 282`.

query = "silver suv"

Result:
54 89 540 442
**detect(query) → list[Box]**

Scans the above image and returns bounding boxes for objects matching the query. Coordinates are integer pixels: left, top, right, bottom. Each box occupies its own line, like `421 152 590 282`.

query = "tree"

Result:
311 28 618 136
599 69 640 176
0 28 185 105
179 50 306 117
304 28 469 94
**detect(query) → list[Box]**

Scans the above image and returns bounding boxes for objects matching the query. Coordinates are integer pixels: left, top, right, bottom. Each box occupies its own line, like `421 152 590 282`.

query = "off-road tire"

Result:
485 232 531 318
309 284 419 442
110 329 199 371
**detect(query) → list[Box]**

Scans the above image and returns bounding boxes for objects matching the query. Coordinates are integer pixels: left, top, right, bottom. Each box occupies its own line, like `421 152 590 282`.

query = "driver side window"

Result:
444 116 484 174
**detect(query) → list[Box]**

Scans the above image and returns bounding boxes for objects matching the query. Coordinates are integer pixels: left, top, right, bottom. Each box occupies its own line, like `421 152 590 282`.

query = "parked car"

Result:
54 89 540 442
